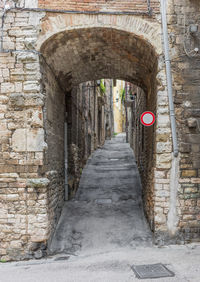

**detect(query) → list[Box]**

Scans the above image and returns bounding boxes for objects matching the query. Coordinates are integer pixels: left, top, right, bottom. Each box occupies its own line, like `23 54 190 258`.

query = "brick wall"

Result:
38 0 160 14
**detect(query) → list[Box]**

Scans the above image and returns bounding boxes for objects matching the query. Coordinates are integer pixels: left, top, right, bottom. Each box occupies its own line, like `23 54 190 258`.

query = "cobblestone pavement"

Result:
48 133 152 255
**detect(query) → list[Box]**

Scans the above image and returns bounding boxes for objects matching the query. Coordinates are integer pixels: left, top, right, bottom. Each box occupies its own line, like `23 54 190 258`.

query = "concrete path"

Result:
1 244 200 282
49 133 152 255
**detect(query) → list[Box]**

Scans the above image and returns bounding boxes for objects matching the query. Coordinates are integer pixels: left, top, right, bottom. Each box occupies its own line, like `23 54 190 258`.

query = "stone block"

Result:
187 109 200 118
12 128 45 152
156 114 170 127
186 134 200 144
156 153 172 164
27 178 50 188
15 82 23 93
23 82 40 92
24 38 36 50
7 194 19 201
2 69 9 78
181 170 197 178
155 213 166 224
28 109 43 127
25 0 38 8
154 170 166 178
0 173 18 178
9 93 25 108
156 142 172 153
156 190 170 197
157 106 169 114
25 63 39 71
184 187 198 193
191 144 200 153
180 142 191 153
24 94 44 107
156 128 171 142
17 52 38 62
187 118 197 128
10 241 22 249
1 82 14 93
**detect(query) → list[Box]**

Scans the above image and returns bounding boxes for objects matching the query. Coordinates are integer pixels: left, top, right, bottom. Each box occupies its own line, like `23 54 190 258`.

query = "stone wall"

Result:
127 84 158 232
166 0 200 242
126 0 200 243
0 50 48 260
40 58 65 246
0 8 66 260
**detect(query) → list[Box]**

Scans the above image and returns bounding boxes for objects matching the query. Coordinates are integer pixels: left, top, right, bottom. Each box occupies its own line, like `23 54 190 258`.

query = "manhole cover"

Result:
131 263 175 279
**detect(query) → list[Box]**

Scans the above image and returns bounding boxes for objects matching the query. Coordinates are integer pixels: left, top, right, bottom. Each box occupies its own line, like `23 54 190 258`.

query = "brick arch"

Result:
39 27 159 94
37 14 162 96
37 14 162 54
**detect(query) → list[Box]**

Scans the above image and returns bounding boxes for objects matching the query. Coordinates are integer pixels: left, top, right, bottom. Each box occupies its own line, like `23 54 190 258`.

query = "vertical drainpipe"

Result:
160 0 178 157
161 0 179 236
125 82 128 143
110 81 113 136
64 113 68 201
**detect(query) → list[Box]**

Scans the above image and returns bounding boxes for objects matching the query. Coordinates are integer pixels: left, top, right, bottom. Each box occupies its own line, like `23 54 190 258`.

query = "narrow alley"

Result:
49 133 152 256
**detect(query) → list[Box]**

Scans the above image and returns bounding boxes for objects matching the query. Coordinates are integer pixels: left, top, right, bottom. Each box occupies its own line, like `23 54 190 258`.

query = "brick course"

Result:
38 0 160 14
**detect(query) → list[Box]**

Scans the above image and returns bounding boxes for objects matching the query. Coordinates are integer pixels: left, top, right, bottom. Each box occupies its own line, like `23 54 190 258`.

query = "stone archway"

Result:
36 13 162 54
37 15 173 247
0 12 175 261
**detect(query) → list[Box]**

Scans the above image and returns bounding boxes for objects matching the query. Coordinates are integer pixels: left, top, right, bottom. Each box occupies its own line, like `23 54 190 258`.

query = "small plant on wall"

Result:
100 79 106 96
120 88 125 103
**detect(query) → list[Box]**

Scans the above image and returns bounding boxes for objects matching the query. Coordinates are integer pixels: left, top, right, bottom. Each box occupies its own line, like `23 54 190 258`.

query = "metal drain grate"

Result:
131 263 175 279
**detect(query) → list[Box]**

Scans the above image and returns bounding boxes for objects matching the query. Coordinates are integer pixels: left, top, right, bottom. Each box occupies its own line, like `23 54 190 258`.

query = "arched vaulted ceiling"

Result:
40 28 158 92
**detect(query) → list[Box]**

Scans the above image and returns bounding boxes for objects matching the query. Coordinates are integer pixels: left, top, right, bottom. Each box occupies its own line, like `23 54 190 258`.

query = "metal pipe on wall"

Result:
160 0 179 157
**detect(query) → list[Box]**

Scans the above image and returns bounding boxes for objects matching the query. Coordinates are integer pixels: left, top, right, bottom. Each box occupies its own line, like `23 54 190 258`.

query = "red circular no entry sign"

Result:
140 111 155 126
